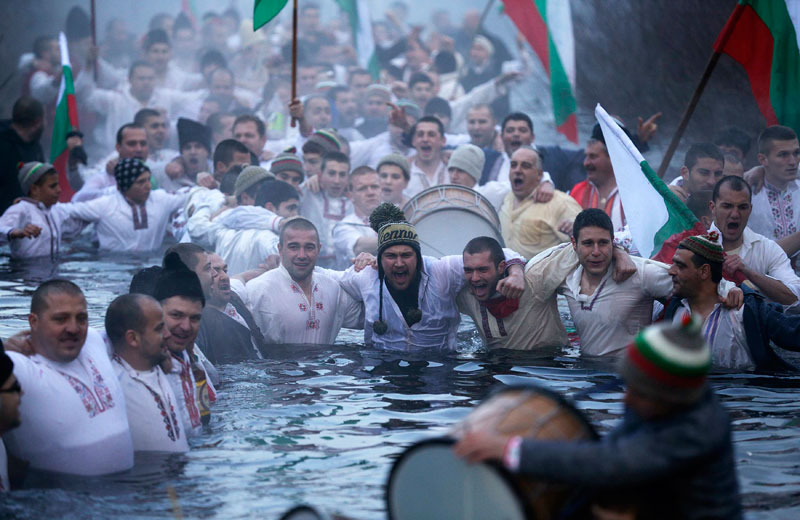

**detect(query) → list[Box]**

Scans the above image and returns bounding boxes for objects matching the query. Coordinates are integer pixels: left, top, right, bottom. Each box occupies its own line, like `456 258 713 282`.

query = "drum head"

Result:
413 208 503 257
387 438 528 520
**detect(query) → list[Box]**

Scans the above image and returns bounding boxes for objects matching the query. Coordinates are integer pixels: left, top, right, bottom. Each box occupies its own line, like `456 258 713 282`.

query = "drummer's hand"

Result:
304 174 321 194
533 181 554 203
453 429 510 464
3 330 34 356
496 264 525 300
611 246 636 283
352 252 377 271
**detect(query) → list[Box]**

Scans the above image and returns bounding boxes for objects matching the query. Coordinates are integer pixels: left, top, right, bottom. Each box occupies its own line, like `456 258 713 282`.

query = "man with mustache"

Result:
246 218 363 344
571 126 626 231
107 294 189 452
709 175 800 307
3 280 134 476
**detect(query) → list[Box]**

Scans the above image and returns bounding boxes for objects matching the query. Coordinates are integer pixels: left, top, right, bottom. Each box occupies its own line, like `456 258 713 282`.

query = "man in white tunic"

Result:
106 294 188 453
246 218 363 344
4 280 134 476
61 158 189 252
332 166 381 269
404 117 450 199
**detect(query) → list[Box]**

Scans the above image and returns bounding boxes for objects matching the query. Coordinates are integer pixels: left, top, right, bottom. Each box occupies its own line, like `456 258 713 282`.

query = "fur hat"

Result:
154 253 205 306
177 118 212 152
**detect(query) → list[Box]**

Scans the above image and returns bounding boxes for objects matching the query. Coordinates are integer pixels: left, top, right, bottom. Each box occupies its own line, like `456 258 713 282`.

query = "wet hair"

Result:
30 279 84 315
129 266 163 296
676 245 723 284
758 125 798 155
424 97 452 120
255 180 300 208
409 72 434 90
572 208 614 242
12 96 44 128
134 108 162 126
501 112 534 134
686 191 713 219
213 138 249 167
116 123 145 145
434 51 457 74
33 35 56 58
163 243 206 271
219 164 245 195
279 217 319 245
463 236 505 267
105 293 153 347
321 151 350 172
411 115 445 139
684 143 724 171
712 175 752 202
714 126 751 157
128 60 155 79
233 114 266 138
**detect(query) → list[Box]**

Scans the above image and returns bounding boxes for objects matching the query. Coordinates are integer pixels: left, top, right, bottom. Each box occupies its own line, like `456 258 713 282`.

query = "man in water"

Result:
333 166 381 269
377 153 411 208
0 342 23 490
4 280 134 476
455 318 742 519
106 293 189 452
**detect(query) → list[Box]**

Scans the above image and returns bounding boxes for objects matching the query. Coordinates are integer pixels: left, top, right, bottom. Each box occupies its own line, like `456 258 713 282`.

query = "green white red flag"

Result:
253 0 288 30
501 0 578 143
336 0 379 79
595 104 704 259
50 32 78 202
714 0 800 132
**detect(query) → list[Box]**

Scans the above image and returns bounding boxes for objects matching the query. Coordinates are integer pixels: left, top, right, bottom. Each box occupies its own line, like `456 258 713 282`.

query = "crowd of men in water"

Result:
0 2 798 516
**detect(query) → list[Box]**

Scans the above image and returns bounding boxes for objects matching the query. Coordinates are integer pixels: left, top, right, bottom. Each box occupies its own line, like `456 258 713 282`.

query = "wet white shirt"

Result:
112 355 189 453
60 189 188 252
5 328 134 476
165 350 206 438
672 300 753 370
300 189 353 268
0 199 84 259
246 264 363 344
332 213 377 270
182 188 229 248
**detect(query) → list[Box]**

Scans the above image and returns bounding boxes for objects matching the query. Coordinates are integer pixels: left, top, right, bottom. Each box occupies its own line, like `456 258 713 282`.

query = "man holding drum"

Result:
454 318 742 519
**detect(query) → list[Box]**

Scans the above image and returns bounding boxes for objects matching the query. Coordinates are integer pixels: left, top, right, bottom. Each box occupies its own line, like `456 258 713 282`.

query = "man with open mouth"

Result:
404 116 449 199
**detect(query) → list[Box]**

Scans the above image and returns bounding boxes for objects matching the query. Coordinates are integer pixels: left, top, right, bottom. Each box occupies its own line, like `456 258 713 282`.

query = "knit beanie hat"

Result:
447 144 485 184
155 253 205 306
303 129 343 155
678 231 725 264
377 152 411 181
17 161 56 195
270 150 305 179
177 117 212 152
365 84 392 103
0 339 13 388
114 158 150 193
369 203 422 334
234 165 273 198
618 314 711 405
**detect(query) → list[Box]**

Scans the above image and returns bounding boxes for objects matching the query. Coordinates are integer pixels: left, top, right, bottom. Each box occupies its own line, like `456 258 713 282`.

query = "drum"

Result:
386 384 597 520
402 185 504 257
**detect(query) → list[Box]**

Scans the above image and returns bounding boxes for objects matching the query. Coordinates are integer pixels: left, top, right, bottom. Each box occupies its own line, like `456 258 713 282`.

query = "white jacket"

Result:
205 206 282 275
0 199 84 259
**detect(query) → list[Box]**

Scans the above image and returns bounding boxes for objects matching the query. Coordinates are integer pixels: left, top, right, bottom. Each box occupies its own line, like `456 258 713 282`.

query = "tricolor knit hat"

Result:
618 314 711 405
447 144 485 184
303 129 343 155
114 158 150 193
270 150 305 179
377 153 411 181
17 161 56 195
678 231 725 264
234 165 273 198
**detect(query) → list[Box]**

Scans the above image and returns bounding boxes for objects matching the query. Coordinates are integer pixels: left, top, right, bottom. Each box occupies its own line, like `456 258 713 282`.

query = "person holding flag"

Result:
49 31 80 202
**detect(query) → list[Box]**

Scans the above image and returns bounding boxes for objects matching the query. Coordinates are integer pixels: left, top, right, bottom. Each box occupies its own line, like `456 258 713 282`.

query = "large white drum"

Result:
402 185 504 258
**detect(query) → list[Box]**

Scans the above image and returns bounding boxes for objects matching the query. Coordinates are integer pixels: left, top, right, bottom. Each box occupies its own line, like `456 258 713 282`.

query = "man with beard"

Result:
246 218 363 344
0 96 45 213
4 280 134 476
196 253 268 364
305 95 333 132
333 166 381 268
708 175 800 307
331 203 525 350
0 342 23 491
405 116 449 198
107 294 189 453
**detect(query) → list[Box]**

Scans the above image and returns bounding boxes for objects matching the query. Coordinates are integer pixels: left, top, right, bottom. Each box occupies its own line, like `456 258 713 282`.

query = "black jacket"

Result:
0 120 44 213
195 293 269 365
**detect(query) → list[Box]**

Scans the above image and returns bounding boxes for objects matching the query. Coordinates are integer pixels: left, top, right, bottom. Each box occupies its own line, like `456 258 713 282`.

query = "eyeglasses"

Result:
0 380 21 394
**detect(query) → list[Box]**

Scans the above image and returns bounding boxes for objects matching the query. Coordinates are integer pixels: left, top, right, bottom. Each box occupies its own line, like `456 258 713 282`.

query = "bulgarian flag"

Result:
254 0 288 30
714 0 800 132
501 0 578 143
336 0 379 79
50 32 78 202
595 104 705 259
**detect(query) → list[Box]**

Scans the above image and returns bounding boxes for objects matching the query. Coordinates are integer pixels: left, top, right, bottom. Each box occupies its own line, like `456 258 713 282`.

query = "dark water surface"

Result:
0 249 798 519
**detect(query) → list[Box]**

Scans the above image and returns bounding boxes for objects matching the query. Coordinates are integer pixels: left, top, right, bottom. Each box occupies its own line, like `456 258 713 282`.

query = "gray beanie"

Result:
377 153 411 181
234 166 274 198
18 162 56 195
447 144 485 184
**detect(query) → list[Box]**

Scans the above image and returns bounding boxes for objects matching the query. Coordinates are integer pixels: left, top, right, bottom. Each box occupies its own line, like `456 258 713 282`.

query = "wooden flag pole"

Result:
656 5 745 178
290 0 298 128
90 0 98 82
477 0 497 31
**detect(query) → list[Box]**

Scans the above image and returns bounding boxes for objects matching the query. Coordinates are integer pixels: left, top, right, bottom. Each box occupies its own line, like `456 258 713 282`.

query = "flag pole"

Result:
477 0 497 31
290 0 298 128
90 0 98 82
656 5 745 178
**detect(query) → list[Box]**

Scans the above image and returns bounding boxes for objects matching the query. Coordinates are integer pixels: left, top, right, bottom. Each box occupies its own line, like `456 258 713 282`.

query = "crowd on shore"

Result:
0 3 798 517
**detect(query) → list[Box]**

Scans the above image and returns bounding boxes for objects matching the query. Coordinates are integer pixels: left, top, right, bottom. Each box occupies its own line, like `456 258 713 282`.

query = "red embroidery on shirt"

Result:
316 302 324 310
299 303 307 311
